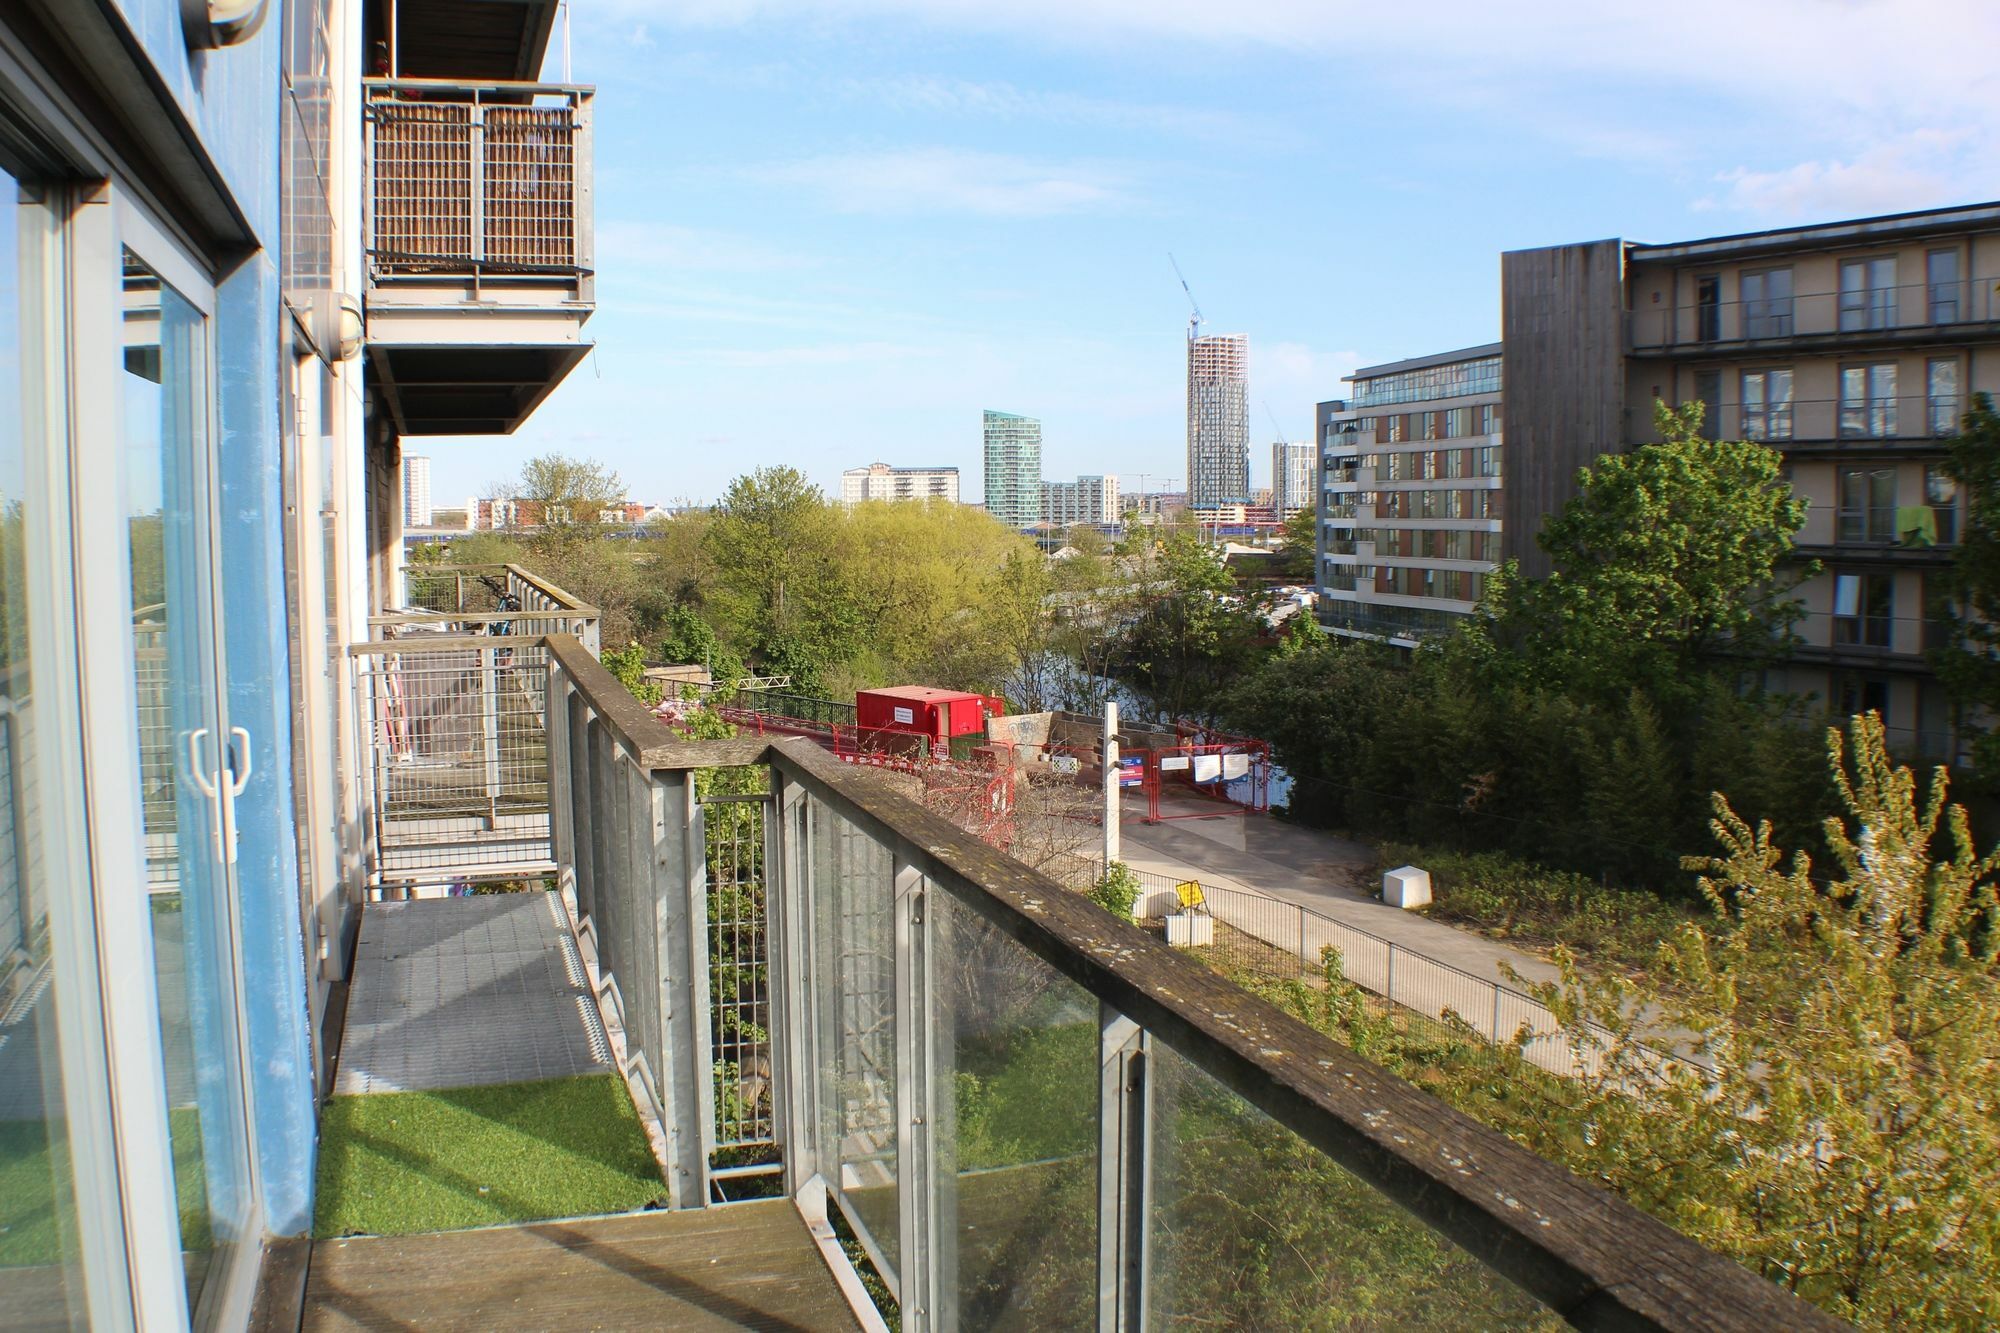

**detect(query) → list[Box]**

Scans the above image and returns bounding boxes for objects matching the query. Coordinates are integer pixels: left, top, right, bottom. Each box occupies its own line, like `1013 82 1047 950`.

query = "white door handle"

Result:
220 726 253 864
183 727 227 863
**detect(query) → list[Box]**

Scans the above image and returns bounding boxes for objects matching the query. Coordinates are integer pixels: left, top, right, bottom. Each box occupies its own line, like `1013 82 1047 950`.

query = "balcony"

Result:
1646 394 1963 457
295 632 1850 1330
1628 277 2000 357
362 79 595 434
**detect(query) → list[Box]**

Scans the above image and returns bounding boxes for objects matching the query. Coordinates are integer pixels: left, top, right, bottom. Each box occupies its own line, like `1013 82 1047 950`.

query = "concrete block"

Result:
1382 865 1432 910
1165 911 1215 948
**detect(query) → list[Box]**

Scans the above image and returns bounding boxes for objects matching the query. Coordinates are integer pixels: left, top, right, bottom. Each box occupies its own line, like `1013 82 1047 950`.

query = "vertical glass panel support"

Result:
772 778 816 1197
894 861 939 1328
1098 1008 1150 1333
649 765 711 1208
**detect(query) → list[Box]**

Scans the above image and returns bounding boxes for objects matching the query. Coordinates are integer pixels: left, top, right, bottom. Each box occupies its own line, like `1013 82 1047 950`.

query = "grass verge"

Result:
313 1073 665 1238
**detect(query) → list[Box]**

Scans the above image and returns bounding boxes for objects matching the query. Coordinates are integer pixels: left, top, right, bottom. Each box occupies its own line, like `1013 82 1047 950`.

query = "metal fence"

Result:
364 81 593 280
384 563 600 652
1130 867 1654 1080
527 635 1834 1331
354 636 553 889
704 788 778 1169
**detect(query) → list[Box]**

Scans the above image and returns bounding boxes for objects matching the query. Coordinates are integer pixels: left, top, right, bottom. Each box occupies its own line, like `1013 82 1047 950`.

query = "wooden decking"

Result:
300 1200 861 1331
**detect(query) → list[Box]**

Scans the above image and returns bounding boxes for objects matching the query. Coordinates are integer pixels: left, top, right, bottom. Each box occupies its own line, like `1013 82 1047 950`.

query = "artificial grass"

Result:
312 1073 666 1238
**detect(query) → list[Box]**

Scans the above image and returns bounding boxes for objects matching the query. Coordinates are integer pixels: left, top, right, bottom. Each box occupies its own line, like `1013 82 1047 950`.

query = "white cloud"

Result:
1698 130 1984 221
842 75 1274 145
593 0 2000 222
739 147 1138 216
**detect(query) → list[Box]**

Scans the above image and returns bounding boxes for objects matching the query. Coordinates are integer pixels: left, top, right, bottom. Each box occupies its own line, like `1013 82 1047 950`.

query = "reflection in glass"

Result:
121 249 254 1315
931 892 1096 1330
0 169 88 1333
1147 1039 1562 1330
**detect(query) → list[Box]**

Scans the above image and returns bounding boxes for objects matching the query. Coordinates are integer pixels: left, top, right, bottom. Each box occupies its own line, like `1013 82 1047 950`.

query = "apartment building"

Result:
402 454 433 527
982 409 1043 527
1316 345 1505 642
1272 439 1316 514
1505 202 2000 756
840 461 961 505
1040 473 1121 527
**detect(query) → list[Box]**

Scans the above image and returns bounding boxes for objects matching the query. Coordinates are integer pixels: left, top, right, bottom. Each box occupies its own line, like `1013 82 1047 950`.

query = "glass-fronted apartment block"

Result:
1316 345 1504 644
839 462 961 505
1272 439 1316 515
981 409 1042 527
1505 202 2000 759
1040 473 1121 528
1186 332 1250 508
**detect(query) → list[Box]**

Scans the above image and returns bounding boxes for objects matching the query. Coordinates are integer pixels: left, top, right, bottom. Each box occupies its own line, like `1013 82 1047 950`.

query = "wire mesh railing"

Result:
364 81 593 281
382 563 600 651
704 788 777 1166
353 636 553 889
1128 867 1650 1079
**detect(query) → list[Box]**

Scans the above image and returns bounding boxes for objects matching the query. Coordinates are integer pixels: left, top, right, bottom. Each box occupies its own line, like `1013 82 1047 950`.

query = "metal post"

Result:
480 647 501 824
893 860 940 1329
1097 1005 1151 1333
468 103 486 266
1492 984 1503 1043
1386 945 1396 1006
1296 904 1307 973
1102 700 1120 878
651 766 712 1208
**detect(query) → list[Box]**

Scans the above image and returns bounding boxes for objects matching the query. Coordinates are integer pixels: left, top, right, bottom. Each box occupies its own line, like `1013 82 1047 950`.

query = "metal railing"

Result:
1128 868 1646 1080
528 633 1844 1331
381 562 600 652
353 635 553 890
1633 393 1966 448
363 79 594 283
1628 276 2000 351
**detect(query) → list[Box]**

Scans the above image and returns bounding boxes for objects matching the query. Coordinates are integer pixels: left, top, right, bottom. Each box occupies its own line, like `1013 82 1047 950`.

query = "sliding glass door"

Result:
117 234 260 1326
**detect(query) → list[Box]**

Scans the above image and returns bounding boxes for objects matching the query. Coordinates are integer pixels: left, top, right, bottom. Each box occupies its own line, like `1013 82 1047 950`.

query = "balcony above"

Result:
1628 277 2000 359
363 79 594 435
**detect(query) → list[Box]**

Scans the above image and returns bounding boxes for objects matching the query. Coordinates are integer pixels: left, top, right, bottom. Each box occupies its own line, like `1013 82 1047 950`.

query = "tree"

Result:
1931 390 2000 778
1490 399 1809 700
1120 528 1260 722
1273 504 1318 582
1529 713 2000 1328
703 467 860 693
512 452 626 537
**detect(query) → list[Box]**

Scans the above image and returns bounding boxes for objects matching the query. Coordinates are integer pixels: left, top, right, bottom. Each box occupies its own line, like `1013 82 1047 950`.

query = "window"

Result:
1839 256 1897 332
1927 463 1959 545
1475 445 1500 477
1696 274 1720 341
1421 412 1439 441
1445 407 1471 437
1840 363 1898 438
1927 249 1961 324
1833 571 1893 648
1742 267 1794 338
1836 466 1896 543
1693 370 1722 439
1928 357 1961 436
1835 675 1893 726
1385 414 1405 443
1741 368 1794 440
1477 403 1499 434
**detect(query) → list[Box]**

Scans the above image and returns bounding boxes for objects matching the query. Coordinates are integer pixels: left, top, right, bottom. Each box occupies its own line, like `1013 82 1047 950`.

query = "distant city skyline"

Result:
415 3 2000 507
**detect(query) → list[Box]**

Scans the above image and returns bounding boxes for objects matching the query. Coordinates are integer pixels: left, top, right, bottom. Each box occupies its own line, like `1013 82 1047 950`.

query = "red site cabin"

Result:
855 686 1004 754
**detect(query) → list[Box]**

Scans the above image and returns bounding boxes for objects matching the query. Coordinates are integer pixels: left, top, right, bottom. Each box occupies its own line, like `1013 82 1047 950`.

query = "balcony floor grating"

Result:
335 893 610 1095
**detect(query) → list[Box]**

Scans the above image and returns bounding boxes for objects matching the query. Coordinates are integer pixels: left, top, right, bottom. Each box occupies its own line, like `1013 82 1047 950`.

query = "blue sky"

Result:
422 0 2000 508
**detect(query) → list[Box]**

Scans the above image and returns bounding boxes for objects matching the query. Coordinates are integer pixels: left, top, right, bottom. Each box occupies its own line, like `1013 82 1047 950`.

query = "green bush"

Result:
1380 842 1696 976
1087 861 1140 920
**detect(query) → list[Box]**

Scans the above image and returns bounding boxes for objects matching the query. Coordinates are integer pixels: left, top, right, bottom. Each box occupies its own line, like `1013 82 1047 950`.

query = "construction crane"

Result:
1265 401 1288 445
1169 253 1202 343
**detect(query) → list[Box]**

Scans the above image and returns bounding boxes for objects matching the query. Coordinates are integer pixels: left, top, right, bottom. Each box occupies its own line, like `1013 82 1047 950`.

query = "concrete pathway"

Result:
1121 792 1563 992
335 892 612 1095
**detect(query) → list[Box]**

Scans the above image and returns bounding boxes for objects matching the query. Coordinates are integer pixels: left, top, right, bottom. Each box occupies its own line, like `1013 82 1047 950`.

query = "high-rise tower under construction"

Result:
1187 333 1250 508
